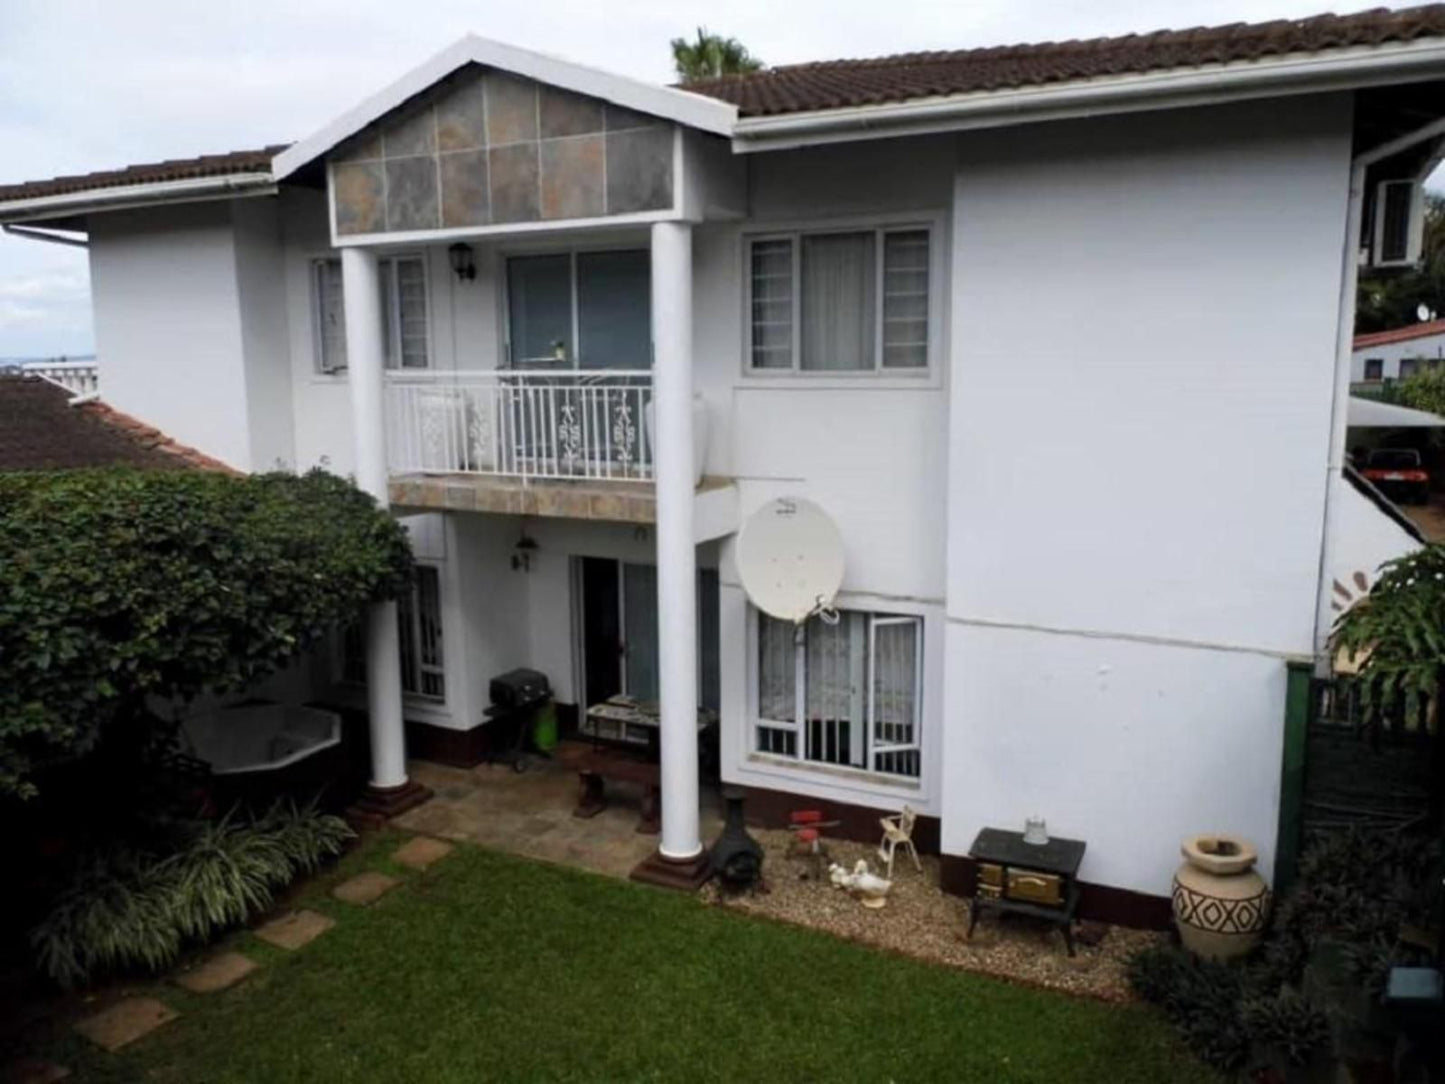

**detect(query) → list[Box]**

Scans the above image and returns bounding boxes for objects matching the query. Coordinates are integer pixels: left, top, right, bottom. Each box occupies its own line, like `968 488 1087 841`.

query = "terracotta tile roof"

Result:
1355 317 1445 348
0 375 235 472
686 5 1445 117
0 146 287 205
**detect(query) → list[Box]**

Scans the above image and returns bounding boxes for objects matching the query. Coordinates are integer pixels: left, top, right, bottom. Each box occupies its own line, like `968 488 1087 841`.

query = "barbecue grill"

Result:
484 668 552 771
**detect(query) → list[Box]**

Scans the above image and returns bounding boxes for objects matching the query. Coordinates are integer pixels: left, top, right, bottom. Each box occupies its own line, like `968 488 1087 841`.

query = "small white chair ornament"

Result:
877 805 922 879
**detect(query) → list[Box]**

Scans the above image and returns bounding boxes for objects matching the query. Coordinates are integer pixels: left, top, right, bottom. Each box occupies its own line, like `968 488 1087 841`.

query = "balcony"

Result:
385 370 734 530
23 360 99 399
387 369 655 479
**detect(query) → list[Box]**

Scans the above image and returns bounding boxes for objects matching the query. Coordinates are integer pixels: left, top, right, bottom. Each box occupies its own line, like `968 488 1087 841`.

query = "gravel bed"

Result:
700 829 1163 1002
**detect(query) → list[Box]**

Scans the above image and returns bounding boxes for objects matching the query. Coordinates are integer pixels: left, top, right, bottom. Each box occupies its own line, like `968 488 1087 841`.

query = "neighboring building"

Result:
1352 318 1445 382
4 6 1445 920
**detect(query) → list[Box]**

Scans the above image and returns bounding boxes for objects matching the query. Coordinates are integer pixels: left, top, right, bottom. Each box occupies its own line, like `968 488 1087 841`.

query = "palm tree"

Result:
671 28 763 83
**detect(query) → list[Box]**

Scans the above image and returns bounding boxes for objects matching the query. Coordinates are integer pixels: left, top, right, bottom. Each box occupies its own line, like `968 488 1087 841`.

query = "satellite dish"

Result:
1419 303 1432 323
735 498 844 623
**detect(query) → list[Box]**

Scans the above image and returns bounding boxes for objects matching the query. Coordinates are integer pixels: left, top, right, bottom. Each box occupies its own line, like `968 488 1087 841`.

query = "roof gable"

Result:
274 35 736 181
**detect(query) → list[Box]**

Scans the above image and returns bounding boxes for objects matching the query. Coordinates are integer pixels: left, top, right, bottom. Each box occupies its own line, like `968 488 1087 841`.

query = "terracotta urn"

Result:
1171 834 1272 960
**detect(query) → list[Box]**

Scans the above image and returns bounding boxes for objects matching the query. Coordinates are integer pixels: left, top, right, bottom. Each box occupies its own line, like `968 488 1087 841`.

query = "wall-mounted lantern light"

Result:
512 531 538 573
448 242 477 282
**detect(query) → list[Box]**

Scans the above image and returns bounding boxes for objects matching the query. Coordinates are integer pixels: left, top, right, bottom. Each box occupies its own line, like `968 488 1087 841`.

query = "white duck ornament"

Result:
827 859 893 908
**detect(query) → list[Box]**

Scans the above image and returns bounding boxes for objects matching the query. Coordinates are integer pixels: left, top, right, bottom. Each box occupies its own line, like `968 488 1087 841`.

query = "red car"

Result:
1361 448 1430 505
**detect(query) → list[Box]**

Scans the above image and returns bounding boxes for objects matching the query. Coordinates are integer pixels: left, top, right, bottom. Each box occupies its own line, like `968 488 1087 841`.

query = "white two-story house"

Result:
4 6 1445 921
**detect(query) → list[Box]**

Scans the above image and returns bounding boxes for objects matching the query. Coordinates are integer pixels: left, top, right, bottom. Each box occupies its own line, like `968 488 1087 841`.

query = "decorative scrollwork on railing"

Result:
558 396 583 470
466 393 491 471
611 397 637 470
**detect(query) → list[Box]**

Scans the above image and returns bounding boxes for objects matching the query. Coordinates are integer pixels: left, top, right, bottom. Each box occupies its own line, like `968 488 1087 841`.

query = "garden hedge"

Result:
0 468 412 799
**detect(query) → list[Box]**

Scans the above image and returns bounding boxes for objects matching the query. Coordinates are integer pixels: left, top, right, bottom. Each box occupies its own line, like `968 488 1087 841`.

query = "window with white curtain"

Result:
340 564 445 701
312 255 430 374
747 226 931 373
756 609 922 779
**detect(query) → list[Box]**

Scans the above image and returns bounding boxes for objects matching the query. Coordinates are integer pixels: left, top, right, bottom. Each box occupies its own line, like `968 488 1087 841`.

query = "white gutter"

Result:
732 39 1445 152
1312 112 1445 669
0 172 276 226
2 223 88 248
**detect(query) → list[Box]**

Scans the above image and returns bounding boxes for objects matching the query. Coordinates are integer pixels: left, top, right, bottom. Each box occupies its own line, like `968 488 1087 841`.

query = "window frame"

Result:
752 606 924 783
742 214 943 381
1363 357 1385 381
500 246 653 372
310 252 432 375
337 561 446 705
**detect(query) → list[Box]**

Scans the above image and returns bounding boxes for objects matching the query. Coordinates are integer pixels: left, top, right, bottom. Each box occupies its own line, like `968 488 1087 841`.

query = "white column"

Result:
342 246 408 790
652 221 701 860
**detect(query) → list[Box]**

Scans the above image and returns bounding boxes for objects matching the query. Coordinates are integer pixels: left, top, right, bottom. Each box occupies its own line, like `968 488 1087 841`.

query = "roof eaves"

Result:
727 36 1445 151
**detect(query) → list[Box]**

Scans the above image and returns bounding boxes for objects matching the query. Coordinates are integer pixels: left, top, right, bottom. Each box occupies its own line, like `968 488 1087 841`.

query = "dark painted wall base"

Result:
405 703 580 768
734 783 941 855
733 779 1171 931
939 854 1173 931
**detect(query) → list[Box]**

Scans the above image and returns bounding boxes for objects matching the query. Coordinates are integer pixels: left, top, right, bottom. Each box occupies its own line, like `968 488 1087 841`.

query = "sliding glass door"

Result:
505 250 650 371
503 250 652 472
579 557 719 712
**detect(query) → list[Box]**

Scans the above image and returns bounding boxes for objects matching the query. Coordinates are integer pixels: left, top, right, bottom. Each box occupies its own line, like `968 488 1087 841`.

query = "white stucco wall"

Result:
232 198 295 470
1351 330 1445 381
941 96 1354 897
89 202 253 468
693 136 955 815
88 198 298 472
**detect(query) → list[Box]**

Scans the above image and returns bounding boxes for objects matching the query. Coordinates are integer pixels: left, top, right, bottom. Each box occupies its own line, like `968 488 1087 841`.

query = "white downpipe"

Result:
1314 113 1445 667
342 246 408 789
652 220 701 861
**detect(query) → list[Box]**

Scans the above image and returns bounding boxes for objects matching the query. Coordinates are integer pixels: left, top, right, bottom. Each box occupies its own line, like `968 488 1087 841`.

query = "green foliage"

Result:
1357 192 1445 334
30 801 353 988
1393 363 1445 417
671 27 763 82
1240 988 1332 1067
1126 945 1253 1072
1332 544 1445 723
0 468 412 799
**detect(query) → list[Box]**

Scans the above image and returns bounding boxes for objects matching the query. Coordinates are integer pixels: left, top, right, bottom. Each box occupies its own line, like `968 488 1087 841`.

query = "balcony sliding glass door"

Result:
503 250 652 475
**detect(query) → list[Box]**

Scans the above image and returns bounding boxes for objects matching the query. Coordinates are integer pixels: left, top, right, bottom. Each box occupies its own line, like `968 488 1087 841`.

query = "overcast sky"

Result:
0 0 1439 358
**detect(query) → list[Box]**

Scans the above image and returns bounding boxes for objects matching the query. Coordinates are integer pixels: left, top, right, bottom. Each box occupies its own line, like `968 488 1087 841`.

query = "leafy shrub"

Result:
30 801 353 987
1394 362 1445 419
1126 945 1252 1072
0 468 412 799
1240 988 1331 1067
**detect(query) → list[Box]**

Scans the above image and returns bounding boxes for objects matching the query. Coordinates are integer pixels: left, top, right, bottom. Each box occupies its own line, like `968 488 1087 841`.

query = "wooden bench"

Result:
560 746 662 835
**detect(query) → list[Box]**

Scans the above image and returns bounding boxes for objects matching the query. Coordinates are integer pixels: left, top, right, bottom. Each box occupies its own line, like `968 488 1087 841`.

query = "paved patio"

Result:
395 745 725 879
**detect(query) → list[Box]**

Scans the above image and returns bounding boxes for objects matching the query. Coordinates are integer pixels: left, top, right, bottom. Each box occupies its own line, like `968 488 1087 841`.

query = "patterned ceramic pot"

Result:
1171 834 1272 961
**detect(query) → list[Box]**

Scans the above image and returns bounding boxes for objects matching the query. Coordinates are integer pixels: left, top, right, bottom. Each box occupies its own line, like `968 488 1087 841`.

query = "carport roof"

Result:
1347 395 1445 428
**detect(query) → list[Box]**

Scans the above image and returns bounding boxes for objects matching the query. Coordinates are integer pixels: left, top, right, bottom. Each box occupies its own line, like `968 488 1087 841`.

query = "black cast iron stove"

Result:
708 787 764 890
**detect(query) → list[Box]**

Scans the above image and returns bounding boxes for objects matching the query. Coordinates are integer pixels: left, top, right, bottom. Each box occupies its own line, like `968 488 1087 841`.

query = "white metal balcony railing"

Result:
23 360 99 399
385 370 654 482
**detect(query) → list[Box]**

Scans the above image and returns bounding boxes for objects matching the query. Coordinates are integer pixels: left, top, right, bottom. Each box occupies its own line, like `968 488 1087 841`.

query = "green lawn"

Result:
43 832 1217 1083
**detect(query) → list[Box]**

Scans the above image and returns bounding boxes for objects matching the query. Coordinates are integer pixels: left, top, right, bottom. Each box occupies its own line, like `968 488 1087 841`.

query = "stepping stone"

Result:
332 871 400 906
393 835 454 871
254 909 335 950
3 1058 71 1083
74 997 177 1052
173 950 258 993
